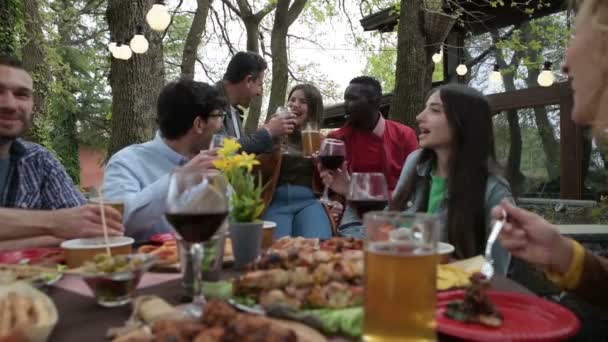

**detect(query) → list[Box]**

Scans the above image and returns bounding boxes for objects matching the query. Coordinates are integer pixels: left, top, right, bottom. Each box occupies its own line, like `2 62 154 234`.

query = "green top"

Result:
427 174 446 214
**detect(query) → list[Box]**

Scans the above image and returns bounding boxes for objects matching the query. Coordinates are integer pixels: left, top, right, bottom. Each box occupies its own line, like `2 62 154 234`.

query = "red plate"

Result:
436 290 580 341
150 233 177 244
0 248 64 264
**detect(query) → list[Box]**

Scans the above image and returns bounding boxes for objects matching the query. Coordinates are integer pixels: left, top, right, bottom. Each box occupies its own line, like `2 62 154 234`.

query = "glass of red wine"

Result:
319 138 346 204
165 169 229 313
348 172 389 218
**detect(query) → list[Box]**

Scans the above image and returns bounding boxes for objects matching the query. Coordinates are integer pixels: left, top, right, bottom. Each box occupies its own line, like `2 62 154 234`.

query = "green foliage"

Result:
0 0 24 56
365 49 396 92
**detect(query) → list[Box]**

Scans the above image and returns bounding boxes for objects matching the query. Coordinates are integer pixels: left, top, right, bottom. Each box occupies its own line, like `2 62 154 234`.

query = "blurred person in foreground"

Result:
493 0 608 306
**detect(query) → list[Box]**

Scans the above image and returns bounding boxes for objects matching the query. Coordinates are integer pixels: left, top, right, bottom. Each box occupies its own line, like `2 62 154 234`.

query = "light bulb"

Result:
108 42 117 54
432 51 442 63
537 70 555 87
112 43 123 59
489 71 502 83
120 44 133 60
489 64 502 83
146 3 171 31
130 34 149 54
538 61 555 87
456 63 468 76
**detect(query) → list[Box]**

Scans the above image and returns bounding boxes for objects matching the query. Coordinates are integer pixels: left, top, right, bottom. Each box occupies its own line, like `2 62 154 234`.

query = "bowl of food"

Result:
61 236 134 268
439 242 455 264
0 282 58 342
78 253 155 307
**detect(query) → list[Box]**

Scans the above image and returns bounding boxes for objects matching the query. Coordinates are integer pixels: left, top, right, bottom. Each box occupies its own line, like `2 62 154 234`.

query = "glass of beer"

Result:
363 211 439 342
301 121 321 157
88 197 125 219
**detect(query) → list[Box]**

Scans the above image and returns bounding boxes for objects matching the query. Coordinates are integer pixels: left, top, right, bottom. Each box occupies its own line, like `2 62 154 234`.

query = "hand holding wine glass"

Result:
318 138 346 204
348 172 389 218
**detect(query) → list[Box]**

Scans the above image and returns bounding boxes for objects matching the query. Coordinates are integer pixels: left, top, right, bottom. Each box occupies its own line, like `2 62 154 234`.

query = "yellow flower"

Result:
213 158 236 172
235 152 260 172
218 138 241 158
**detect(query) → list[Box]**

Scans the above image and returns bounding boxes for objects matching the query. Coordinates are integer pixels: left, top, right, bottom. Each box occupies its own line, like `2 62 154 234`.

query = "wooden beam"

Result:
559 92 583 199
487 82 570 113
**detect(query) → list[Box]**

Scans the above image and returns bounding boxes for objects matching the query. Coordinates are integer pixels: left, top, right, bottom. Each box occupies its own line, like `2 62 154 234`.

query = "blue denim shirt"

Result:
340 149 513 275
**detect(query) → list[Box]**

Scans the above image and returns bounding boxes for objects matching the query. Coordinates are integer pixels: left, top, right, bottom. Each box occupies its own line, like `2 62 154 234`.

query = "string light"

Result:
108 41 117 55
432 48 443 63
456 59 468 76
120 44 133 60
130 25 149 54
489 64 502 83
538 61 555 87
112 42 123 59
146 0 171 32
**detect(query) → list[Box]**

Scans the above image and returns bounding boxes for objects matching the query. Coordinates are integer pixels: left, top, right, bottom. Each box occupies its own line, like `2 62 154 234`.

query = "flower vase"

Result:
228 221 263 269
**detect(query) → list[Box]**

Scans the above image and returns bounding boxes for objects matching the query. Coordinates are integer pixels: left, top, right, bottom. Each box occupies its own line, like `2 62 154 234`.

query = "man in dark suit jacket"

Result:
216 51 295 153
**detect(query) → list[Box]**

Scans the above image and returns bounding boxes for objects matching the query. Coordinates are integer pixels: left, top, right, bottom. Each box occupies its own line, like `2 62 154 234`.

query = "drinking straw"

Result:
97 188 112 257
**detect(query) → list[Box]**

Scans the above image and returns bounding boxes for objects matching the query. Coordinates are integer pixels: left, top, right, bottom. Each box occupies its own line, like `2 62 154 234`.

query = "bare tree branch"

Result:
220 0 242 17
287 33 324 49
287 0 308 27
464 25 519 69
253 2 276 22
211 5 236 54
162 0 185 40
196 58 218 83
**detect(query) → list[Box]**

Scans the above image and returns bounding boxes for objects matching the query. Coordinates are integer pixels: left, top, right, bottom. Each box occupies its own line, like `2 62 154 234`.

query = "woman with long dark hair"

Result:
322 83 512 273
390 84 512 273
258 84 333 238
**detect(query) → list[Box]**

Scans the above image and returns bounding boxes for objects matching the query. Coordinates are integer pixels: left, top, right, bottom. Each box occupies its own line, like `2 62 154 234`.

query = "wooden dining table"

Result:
45 268 533 342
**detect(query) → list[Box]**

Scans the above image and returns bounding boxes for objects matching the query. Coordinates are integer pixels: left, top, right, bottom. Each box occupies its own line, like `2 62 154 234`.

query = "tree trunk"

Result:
244 19 260 53
266 0 307 117
390 0 428 127
491 29 525 193
21 0 50 145
0 0 19 55
106 0 165 157
242 19 263 134
526 71 560 180
267 0 289 117
181 0 211 80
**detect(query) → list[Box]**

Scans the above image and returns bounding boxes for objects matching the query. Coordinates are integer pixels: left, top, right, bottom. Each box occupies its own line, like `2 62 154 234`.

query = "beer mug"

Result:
363 211 439 342
301 121 321 158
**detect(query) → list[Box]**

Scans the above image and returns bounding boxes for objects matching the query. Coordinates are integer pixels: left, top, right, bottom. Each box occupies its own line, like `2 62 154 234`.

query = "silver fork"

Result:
480 209 507 279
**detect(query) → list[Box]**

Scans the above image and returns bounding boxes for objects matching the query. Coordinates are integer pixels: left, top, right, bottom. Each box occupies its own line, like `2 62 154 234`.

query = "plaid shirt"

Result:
0 139 86 209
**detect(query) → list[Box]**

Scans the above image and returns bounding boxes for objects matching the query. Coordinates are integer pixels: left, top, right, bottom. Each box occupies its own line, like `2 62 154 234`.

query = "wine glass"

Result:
166 169 229 314
319 138 346 204
347 172 389 218
210 134 227 149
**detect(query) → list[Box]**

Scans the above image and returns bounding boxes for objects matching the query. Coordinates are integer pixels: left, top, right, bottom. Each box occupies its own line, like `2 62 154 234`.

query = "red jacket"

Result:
328 119 418 193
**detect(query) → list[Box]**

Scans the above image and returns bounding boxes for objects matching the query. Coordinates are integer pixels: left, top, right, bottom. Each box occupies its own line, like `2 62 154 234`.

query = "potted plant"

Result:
213 138 266 269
